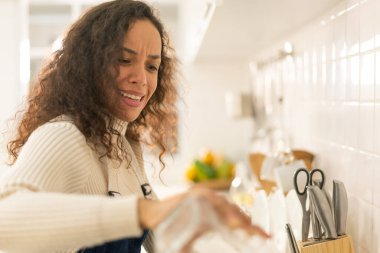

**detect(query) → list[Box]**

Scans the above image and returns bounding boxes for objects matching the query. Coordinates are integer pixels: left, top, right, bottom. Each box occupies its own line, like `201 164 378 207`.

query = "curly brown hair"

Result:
8 0 178 168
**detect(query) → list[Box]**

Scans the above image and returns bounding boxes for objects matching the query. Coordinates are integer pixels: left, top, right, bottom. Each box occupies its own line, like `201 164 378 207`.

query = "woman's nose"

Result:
128 64 147 85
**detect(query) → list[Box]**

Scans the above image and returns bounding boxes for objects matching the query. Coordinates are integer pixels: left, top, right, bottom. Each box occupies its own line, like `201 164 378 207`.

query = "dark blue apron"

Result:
78 190 151 253
78 229 149 253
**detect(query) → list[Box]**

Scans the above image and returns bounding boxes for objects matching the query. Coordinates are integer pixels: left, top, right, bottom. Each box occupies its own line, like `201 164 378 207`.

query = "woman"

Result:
0 1 268 252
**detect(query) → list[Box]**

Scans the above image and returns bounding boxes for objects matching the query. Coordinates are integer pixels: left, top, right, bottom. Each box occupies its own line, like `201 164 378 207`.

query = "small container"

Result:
229 162 256 214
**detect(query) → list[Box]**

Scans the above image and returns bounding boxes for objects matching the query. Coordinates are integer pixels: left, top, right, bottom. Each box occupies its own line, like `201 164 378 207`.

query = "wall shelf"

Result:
20 1 89 83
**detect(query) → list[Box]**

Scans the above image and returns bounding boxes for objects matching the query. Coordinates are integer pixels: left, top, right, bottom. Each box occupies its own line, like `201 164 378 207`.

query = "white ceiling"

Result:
195 0 344 62
27 0 344 63
153 0 345 62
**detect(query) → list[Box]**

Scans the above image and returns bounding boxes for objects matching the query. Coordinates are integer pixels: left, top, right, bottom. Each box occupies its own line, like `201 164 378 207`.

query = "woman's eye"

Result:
148 65 159 72
118 58 131 64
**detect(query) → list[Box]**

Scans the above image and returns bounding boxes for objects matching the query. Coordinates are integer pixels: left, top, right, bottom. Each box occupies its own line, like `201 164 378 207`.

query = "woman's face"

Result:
108 19 162 122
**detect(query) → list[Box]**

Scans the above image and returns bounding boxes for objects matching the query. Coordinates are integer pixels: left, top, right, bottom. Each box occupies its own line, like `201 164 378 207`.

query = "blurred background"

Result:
1 0 380 252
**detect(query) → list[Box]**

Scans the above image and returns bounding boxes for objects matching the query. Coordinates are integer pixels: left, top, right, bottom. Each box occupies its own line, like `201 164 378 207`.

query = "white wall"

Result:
180 61 254 161
0 0 21 166
155 61 255 185
255 0 380 252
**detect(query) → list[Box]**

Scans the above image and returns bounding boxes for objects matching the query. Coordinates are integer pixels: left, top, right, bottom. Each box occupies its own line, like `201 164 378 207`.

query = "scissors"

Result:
293 168 325 241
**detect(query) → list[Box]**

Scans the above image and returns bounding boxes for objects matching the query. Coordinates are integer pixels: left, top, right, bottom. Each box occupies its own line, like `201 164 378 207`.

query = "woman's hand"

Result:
138 186 270 238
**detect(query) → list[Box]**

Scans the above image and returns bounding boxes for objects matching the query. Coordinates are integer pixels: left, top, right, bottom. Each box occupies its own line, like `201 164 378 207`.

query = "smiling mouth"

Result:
119 90 144 101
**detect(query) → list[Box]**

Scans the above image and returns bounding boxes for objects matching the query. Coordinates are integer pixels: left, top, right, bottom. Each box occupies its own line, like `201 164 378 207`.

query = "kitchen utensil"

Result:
310 206 322 240
333 180 348 235
310 179 323 240
307 185 337 239
286 223 300 253
323 188 333 210
293 168 325 241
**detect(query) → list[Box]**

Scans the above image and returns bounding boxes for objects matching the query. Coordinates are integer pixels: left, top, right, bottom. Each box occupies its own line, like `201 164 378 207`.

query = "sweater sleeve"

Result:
1 122 92 194
0 122 142 253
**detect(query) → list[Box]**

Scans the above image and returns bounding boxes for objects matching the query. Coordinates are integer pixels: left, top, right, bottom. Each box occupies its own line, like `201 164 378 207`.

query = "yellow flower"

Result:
201 150 214 165
185 165 197 181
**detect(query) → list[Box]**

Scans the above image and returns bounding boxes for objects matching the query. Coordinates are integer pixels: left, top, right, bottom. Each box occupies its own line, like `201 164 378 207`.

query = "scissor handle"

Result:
310 168 325 189
293 168 310 195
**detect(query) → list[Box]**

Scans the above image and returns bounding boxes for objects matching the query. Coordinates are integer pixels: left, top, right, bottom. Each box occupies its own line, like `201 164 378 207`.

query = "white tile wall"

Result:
374 159 380 206
255 0 380 251
373 205 380 252
376 0 380 49
376 52 380 101
375 104 380 153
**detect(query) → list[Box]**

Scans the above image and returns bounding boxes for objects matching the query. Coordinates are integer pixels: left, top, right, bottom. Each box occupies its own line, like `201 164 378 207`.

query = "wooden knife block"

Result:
297 235 355 253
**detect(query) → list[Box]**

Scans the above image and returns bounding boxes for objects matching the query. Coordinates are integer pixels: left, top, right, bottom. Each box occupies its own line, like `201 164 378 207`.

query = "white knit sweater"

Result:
0 116 156 253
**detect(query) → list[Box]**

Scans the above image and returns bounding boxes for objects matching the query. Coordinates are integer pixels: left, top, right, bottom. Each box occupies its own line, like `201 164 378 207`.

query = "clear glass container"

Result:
229 162 256 215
